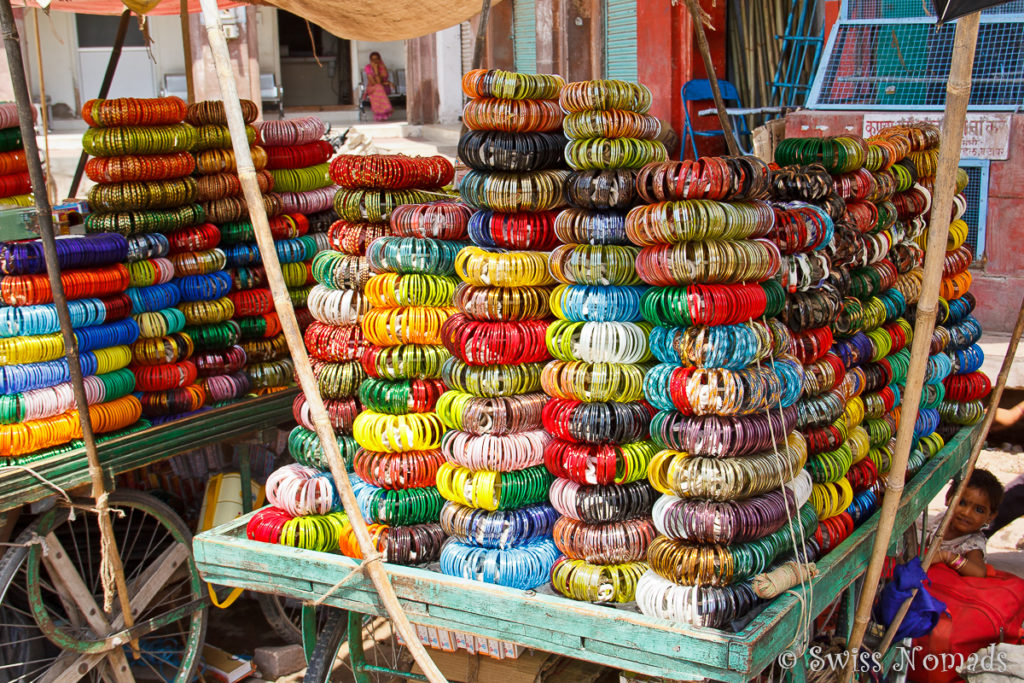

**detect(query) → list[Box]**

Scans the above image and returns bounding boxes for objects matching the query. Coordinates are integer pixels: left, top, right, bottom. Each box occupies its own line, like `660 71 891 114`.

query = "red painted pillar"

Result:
637 0 728 159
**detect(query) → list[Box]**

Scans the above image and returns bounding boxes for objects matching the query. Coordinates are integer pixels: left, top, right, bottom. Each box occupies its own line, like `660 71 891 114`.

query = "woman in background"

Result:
364 51 393 121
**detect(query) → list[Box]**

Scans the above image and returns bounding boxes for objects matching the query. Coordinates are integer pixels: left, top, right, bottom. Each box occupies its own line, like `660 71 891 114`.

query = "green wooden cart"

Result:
0 389 298 682
192 425 978 682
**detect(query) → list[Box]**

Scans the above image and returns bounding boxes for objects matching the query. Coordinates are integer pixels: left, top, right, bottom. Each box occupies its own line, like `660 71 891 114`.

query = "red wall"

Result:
637 0 728 159
785 111 1024 335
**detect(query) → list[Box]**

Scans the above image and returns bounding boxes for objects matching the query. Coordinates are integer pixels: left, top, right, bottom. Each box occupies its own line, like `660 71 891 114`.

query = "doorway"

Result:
277 10 352 107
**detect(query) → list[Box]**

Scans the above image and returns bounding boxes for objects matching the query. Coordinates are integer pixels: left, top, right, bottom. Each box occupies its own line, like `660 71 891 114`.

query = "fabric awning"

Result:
12 0 498 40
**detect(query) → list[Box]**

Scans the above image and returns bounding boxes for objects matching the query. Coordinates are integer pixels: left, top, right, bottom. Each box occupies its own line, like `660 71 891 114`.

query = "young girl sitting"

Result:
930 469 1004 578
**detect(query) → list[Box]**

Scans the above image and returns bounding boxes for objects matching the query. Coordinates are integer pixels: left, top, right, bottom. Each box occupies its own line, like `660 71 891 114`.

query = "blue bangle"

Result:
177 272 233 302
439 502 559 549
550 285 646 322
74 318 140 352
439 538 559 590
950 343 984 374
127 283 181 314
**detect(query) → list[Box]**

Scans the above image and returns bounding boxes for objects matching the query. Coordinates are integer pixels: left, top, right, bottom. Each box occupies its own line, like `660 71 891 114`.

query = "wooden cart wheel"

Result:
303 608 417 683
0 490 208 682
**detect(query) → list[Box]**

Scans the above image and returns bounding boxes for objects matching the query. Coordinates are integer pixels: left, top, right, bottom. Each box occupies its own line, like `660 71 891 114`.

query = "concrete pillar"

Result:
435 25 462 126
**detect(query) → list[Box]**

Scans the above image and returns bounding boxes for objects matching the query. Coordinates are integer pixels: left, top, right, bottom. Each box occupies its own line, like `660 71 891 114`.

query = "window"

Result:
958 160 990 261
807 0 1024 109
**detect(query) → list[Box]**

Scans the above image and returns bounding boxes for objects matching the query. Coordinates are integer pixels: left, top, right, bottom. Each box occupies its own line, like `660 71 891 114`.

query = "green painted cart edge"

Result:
193 425 976 682
0 388 298 513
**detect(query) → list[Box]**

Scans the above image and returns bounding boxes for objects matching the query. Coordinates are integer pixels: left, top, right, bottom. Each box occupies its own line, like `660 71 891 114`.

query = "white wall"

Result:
22 10 78 113
256 7 280 81
435 25 462 126
21 12 198 114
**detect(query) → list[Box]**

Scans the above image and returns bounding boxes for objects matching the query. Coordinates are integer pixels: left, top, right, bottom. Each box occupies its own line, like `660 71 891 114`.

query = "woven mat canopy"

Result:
12 0 499 41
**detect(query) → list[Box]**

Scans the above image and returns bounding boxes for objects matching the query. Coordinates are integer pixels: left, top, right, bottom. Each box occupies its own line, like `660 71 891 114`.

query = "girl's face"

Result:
949 486 997 536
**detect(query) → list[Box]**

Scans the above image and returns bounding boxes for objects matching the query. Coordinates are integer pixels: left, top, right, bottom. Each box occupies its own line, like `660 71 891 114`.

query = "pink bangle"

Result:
951 554 967 571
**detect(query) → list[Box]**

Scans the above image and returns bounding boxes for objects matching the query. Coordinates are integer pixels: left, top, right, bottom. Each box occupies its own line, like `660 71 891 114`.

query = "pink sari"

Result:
365 63 393 121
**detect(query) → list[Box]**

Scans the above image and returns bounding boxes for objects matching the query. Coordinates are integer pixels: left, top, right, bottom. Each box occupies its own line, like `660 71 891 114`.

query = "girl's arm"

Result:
938 548 988 577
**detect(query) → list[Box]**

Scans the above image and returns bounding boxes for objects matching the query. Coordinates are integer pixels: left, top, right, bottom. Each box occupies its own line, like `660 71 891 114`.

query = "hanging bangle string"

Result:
255 116 327 146
264 140 334 169
437 462 554 511
333 188 442 222
85 152 196 183
442 315 550 365
81 96 187 127
461 69 565 100
458 130 566 172
542 398 654 445
0 294 132 338
435 391 546 435
459 170 571 212
566 169 641 210
559 80 652 113
564 138 668 171
648 432 808 500
439 538 560 590
467 210 562 251
329 154 454 190
453 283 554 322
441 501 559 549
462 98 564 133
390 202 471 240
546 320 653 364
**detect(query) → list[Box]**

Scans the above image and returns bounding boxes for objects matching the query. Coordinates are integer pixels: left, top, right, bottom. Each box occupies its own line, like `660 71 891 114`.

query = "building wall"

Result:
20 11 192 115
785 110 1024 335
256 7 281 83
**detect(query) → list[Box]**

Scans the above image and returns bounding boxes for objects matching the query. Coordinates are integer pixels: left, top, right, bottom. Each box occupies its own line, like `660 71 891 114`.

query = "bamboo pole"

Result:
842 13 981 681
876 292 1024 658
0 0 138 645
194 2 446 681
68 9 131 197
31 10 56 205
684 0 740 156
180 0 195 103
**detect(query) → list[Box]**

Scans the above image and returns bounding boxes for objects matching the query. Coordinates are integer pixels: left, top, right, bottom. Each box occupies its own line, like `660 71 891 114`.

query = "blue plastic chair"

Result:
680 79 751 159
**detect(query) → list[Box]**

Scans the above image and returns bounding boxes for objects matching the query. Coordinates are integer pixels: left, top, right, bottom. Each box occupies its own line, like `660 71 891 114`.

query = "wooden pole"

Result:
194 2 447 681
876 292 1024 658
180 0 195 103
68 9 131 197
0 0 138 645
683 0 740 156
842 13 981 681
471 0 492 70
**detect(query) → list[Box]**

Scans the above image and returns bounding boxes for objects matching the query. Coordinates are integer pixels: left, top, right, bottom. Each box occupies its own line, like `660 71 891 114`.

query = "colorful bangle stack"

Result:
225 114 333 396
120 231 204 423
905 143 991 443
81 97 204 236
0 234 142 456
635 152 812 627
176 100 266 407
435 69 565 590
251 156 461 561
0 103 29 207
766 152 855 530
542 79 664 604
342 190 463 564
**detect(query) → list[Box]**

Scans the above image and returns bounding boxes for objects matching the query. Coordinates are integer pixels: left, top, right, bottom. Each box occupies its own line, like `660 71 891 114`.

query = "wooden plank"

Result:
0 389 296 512
193 425 977 682
40 534 135 683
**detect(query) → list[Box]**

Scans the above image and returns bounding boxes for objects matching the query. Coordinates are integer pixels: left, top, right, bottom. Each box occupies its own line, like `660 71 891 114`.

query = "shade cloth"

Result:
11 0 501 41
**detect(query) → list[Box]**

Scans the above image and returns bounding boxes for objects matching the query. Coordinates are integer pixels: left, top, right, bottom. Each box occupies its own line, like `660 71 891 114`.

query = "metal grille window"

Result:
808 0 1024 109
604 0 638 81
958 160 990 261
513 0 537 74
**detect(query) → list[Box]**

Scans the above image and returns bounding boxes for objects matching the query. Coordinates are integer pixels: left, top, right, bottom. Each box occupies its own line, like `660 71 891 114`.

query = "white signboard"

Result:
862 113 1011 160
